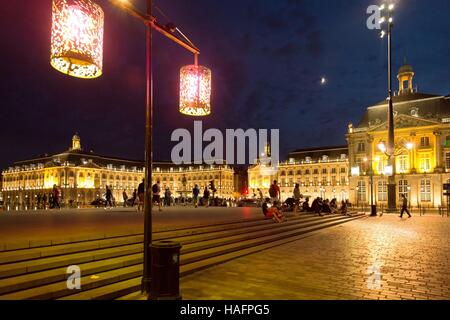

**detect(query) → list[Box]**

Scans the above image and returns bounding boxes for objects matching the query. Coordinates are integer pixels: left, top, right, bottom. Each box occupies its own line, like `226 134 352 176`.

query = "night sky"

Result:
1 0 449 170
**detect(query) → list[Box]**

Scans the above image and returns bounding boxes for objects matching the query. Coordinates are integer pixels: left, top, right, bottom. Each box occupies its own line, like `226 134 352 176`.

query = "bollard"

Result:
149 241 182 300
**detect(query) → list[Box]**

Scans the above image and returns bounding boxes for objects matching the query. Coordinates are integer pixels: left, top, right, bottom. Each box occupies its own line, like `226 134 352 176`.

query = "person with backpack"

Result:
203 187 210 208
152 180 162 212
269 180 280 204
192 184 200 208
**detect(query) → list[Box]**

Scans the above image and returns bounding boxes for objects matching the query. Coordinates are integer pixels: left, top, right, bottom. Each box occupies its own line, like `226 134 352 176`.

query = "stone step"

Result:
92 215 367 300
179 214 349 254
0 216 274 265
180 215 364 266
0 253 142 295
0 216 327 295
0 264 143 300
60 278 142 300
0 244 142 279
0 214 318 279
171 214 333 246
8 214 363 300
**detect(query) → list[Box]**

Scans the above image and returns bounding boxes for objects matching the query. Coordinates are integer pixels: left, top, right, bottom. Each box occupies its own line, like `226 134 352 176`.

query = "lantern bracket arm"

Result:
108 0 200 55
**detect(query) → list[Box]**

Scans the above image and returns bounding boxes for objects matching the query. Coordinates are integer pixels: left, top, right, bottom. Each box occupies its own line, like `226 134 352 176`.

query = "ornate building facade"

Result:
249 64 450 208
347 64 450 208
248 146 349 201
1 135 235 210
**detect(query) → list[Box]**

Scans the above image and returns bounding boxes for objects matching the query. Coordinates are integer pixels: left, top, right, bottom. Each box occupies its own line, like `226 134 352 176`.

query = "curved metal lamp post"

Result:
50 0 212 298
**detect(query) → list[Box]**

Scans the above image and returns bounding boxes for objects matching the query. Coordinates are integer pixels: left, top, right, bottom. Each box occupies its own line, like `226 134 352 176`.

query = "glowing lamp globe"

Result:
50 0 104 79
179 65 212 116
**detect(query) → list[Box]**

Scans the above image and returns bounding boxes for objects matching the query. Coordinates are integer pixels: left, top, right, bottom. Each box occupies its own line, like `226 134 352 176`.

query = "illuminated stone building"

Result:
248 146 349 201
347 64 450 208
1 135 235 210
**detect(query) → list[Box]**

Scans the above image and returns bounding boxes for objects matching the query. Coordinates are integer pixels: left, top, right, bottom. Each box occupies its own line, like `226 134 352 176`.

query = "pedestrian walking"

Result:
52 185 61 209
164 188 172 207
400 194 412 218
37 193 42 209
137 179 145 212
105 185 113 209
203 187 210 208
132 189 137 207
293 183 302 214
42 193 48 210
193 184 200 208
152 180 162 211
122 190 128 208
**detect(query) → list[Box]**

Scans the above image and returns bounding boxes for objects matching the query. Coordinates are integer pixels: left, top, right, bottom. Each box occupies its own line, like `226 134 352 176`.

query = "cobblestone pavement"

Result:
0 207 261 245
181 215 450 300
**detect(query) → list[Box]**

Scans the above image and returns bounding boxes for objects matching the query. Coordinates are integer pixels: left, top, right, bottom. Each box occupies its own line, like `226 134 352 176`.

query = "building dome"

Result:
398 64 414 75
72 133 81 151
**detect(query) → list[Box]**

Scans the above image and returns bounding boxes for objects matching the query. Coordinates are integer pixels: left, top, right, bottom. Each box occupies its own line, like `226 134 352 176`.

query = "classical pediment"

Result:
369 114 440 132
79 162 102 169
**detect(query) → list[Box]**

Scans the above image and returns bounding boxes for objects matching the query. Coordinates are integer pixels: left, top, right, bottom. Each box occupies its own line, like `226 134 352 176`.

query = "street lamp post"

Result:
364 157 377 216
49 0 211 299
379 2 397 212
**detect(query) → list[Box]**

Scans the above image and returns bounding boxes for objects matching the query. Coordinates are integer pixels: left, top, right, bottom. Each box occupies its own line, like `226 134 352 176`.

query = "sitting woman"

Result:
267 201 286 223
302 197 311 212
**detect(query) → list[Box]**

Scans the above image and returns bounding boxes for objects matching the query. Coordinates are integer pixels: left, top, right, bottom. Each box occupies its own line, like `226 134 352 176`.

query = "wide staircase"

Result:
0 212 365 300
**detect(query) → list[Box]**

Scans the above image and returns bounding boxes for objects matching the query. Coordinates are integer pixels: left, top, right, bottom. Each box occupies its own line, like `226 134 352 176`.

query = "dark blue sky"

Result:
1 0 449 169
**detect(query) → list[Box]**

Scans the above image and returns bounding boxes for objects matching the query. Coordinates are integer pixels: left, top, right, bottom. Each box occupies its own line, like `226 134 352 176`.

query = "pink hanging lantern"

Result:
50 0 104 79
179 65 212 116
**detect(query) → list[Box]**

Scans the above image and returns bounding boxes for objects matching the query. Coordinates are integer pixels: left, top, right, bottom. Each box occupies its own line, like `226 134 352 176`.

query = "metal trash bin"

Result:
149 241 182 300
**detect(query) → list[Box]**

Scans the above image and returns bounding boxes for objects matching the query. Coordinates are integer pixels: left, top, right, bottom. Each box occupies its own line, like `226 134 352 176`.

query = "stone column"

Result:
410 132 417 174
434 131 443 173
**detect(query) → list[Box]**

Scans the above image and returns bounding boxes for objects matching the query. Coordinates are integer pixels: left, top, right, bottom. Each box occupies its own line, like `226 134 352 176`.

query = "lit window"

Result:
446 153 450 170
420 137 430 147
399 180 409 199
357 142 365 153
420 179 431 202
419 156 431 172
378 181 388 201
397 155 409 173
357 181 366 202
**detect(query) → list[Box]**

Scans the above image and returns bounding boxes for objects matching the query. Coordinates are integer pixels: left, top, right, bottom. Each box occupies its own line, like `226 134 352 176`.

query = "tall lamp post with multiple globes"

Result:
378 1 396 212
49 0 212 298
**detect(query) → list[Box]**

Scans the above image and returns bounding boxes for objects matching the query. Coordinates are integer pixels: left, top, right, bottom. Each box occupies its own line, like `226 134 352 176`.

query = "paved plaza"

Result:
181 215 450 300
0 207 261 247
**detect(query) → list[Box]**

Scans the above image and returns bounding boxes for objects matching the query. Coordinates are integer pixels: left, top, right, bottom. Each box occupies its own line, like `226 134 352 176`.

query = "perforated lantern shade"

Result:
50 0 104 79
179 65 212 116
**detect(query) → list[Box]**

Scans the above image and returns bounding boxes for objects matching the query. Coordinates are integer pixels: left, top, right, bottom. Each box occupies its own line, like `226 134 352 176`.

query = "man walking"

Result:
400 194 412 218
105 185 113 209
193 184 200 208
203 186 210 208
122 190 128 208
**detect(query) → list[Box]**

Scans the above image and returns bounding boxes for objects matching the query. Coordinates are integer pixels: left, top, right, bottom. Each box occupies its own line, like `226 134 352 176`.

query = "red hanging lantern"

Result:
50 0 104 79
179 65 212 116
